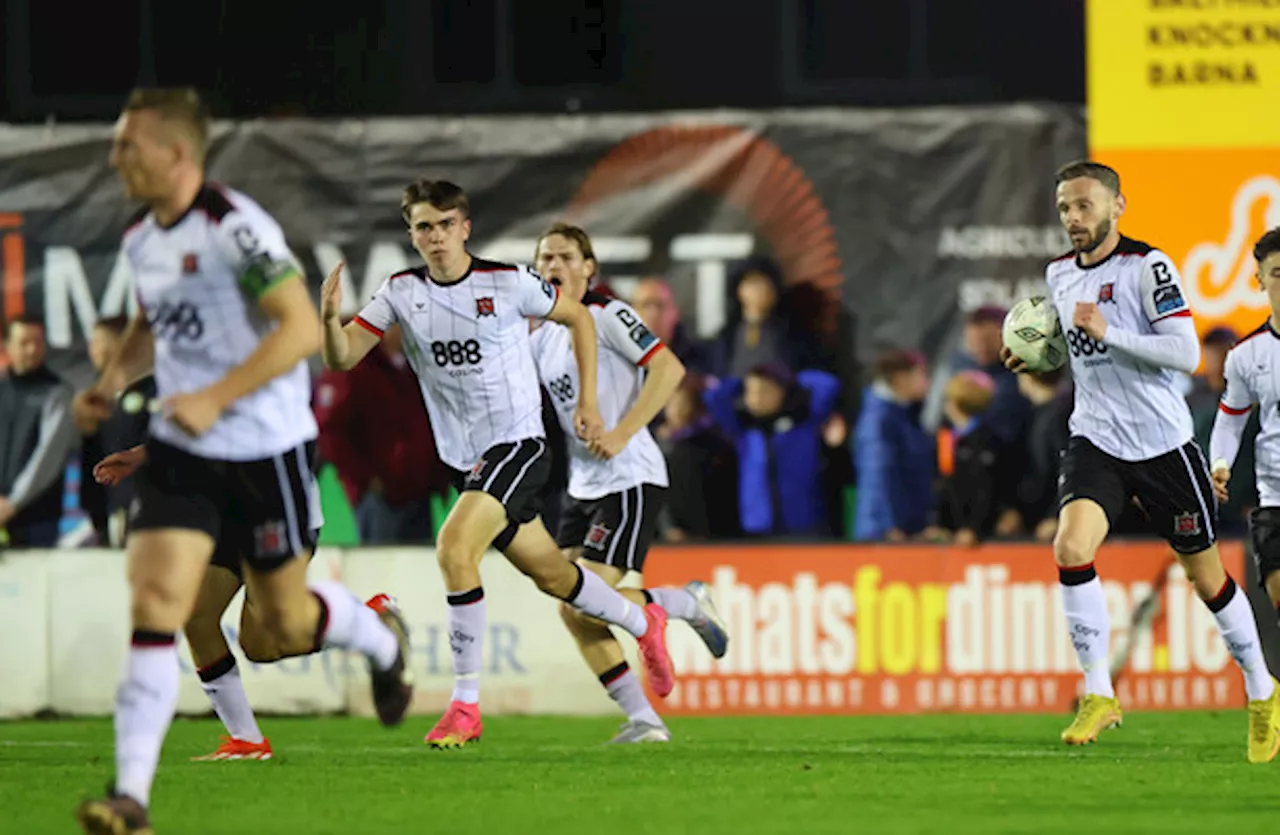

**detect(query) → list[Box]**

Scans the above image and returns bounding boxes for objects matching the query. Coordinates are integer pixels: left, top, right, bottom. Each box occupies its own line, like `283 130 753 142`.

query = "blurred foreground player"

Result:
532 224 729 743
320 179 675 748
94 414 348 763
1003 161 1279 760
72 88 413 834
1213 228 1280 627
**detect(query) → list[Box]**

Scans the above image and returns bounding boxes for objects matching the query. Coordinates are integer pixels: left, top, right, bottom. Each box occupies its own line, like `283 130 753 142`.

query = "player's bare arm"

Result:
546 292 604 440
320 260 381 370
588 346 685 460
74 308 154 432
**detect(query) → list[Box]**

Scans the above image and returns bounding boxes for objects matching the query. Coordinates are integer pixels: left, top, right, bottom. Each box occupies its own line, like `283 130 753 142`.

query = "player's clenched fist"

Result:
320 259 345 322
1073 301 1108 341
1211 464 1231 504
574 404 604 442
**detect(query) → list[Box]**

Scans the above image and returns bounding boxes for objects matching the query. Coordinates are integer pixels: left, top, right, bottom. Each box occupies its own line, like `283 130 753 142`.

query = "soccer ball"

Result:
1001 297 1067 373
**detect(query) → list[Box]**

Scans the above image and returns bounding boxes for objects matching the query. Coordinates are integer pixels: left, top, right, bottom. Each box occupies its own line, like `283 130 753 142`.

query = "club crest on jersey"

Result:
1097 282 1114 304
585 522 612 549
476 297 496 318
181 253 199 274
1174 511 1202 536
467 458 487 482
255 520 288 555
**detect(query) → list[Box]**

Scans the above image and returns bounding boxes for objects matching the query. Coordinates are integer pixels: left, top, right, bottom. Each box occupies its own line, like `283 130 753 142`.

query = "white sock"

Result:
310 581 399 672
1060 570 1114 699
115 632 180 808
569 567 647 638
602 663 662 726
648 587 697 621
447 588 485 705
198 656 264 744
1207 577 1274 702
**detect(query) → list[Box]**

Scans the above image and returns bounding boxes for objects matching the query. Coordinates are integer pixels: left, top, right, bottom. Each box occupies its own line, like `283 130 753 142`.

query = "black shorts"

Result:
1058 436 1218 554
556 484 666 573
1249 507 1280 587
209 530 320 580
131 439 319 573
450 438 551 551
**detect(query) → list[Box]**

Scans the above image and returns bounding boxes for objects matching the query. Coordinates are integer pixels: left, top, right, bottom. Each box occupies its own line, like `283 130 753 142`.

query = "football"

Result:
1001 296 1067 373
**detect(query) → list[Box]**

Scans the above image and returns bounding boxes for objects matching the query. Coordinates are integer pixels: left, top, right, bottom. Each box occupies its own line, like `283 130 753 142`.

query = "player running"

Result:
320 179 675 748
1212 228 1280 623
72 88 414 834
92 399 341 763
530 223 728 744
1003 161 1280 761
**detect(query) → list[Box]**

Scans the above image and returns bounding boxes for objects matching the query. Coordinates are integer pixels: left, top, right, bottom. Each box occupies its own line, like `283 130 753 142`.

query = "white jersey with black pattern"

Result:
1218 324 1280 505
122 183 316 461
1046 236 1197 462
531 292 669 500
354 257 559 471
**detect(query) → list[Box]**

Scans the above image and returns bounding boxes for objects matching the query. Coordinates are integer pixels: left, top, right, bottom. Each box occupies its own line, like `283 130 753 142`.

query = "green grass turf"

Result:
1 712 1277 834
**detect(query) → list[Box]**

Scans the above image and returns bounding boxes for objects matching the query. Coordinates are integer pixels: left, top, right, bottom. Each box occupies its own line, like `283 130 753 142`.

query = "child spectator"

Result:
704 362 840 538
655 373 740 541
853 350 935 541
926 370 1010 546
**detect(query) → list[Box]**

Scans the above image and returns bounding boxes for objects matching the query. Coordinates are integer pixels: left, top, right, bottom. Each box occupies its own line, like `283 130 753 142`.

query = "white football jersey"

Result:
355 258 558 471
123 184 317 461
1046 236 1196 462
531 292 670 500
1219 323 1280 505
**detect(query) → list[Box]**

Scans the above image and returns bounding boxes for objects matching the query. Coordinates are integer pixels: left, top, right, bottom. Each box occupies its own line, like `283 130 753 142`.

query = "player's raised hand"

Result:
1211 465 1231 504
999 345 1028 373
320 260 345 322
94 445 148 485
574 403 605 442
1073 301 1108 341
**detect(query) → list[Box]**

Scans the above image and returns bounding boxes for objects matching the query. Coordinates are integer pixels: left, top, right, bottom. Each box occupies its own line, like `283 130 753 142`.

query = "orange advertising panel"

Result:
1093 148 1280 342
645 542 1247 715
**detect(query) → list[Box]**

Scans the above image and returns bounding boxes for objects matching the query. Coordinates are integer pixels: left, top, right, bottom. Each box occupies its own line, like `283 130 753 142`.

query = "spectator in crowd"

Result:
78 315 152 546
655 373 740 541
925 370 1009 546
707 257 822 379
952 306 1030 446
704 361 840 538
853 349 934 542
630 277 708 372
1189 326 1256 535
1001 369 1072 542
0 317 78 547
314 323 447 544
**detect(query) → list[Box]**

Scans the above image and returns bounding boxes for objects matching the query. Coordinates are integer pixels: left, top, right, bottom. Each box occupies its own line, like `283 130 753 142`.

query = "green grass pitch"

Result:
1 712 1275 834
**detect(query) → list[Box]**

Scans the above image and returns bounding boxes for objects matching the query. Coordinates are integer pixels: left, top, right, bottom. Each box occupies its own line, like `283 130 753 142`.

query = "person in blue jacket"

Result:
853 350 935 541
703 361 841 538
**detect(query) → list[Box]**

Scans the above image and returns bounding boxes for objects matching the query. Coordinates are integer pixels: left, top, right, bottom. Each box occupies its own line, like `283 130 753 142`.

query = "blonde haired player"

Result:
1212 228 1280 627
1002 161 1280 760
531 223 729 743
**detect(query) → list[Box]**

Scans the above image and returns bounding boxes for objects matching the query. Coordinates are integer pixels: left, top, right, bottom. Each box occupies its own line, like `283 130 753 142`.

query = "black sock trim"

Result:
1058 562 1097 586
197 653 236 683
641 589 654 605
599 661 629 686
131 629 176 647
447 587 485 606
1206 576 1238 613
311 592 330 652
567 565 585 601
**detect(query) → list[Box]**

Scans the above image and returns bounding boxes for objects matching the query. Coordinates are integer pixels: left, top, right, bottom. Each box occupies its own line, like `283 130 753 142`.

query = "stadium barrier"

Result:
0 541 1251 719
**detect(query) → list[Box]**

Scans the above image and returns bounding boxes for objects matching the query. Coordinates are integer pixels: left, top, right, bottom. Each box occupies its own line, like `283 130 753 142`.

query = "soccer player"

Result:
93 424 335 763
531 223 729 743
1212 228 1280 618
71 88 414 834
1002 160 1280 760
320 179 675 748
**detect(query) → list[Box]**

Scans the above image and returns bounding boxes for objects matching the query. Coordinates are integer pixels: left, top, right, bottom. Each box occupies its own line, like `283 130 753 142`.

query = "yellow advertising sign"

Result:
1088 0 1280 150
